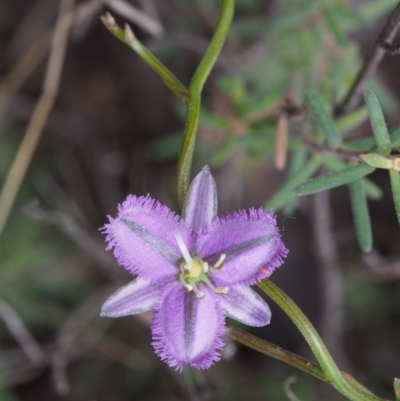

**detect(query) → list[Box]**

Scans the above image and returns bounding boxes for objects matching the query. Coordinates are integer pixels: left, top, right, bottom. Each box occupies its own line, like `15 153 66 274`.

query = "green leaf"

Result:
364 90 391 156
294 164 375 196
389 124 400 148
394 378 400 401
335 107 368 133
360 153 393 169
349 179 372 252
322 3 346 46
362 179 383 200
344 124 400 152
267 155 322 209
305 88 340 148
343 138 375 152
389 169 400 225
323 155 382 199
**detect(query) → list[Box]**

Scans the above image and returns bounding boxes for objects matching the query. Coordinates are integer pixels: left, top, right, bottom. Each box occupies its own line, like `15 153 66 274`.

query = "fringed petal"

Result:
101 195 193 282
183 166 217 234
197 208 288 285
220 285 271 327
151 283 225 370
101 278 163 318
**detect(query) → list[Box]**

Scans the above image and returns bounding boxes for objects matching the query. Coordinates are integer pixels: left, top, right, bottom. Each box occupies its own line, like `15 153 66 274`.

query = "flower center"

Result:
175 231 228 299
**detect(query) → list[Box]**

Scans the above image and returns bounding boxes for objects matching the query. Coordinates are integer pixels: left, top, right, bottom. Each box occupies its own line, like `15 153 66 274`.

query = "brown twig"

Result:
0 0 103 126
0 298 46 365
24 199 117 275
334 1 400 117
51 289 111 395
0 0 75 237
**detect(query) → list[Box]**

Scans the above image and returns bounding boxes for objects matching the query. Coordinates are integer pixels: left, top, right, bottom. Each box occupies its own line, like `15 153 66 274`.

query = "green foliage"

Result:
306 88 340 149
389 169 400 225
364 90 391 157
294 164 375 196
348 179 372 252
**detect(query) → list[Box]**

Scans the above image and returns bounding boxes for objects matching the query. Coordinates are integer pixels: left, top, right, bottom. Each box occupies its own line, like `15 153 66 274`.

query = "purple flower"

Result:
100 166 288 370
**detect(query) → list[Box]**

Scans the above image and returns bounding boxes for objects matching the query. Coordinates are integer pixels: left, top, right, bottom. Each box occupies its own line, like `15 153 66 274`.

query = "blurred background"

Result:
1 0 400 400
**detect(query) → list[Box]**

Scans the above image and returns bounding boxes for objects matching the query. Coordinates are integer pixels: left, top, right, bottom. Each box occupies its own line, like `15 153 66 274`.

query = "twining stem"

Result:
227 326 374 396
227 325 325 381
258 279 390 401
177 0 235 208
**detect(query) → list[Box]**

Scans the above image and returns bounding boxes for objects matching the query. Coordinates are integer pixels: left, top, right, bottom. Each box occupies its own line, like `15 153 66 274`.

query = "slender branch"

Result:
334 1 400 117
227 325 325 381
0 0 103 125
0 0 75 236
0 298 46 365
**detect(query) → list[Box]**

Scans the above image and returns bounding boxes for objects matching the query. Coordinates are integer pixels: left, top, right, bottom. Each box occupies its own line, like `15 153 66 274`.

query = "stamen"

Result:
214 287 229 294
202 261 209 273
180 275 193 292
175 230 192 265
213 254 226 270
191 283 204 299
202 276 228 295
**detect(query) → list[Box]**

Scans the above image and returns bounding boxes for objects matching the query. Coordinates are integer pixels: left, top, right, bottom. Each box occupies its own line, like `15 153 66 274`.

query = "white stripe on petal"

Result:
101 278 161 318
220 285 271 327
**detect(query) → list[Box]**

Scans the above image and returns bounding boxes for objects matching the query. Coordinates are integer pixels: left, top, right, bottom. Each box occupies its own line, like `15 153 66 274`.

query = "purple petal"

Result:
183 166 217 234
151 283 225 370
220 285 271 327
102 195 193 282
197 208 288 286
101 278 163 318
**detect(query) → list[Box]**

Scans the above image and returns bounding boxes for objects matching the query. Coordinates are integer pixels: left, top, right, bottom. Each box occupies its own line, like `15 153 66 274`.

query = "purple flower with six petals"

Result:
100 166 288 370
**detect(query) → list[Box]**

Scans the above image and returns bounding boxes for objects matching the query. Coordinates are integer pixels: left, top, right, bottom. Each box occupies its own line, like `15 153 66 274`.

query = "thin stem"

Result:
258 279 390 401
227 325 325 381
0 0 75 237
335 1 400 117
177 0 235 208
227 326 374 396
101 13 189 100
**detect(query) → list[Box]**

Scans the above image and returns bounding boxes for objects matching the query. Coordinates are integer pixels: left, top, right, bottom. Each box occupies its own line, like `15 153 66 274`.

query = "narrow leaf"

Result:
360 153 393 169
389 169 400 225
323 155 382 200
306 88 340 148
267 156 322 210
364 90 391 157
362 179 383 200
390 124 400 148
349 180 372 252
335 107 368 133
344 138 375 152
294 164 375 196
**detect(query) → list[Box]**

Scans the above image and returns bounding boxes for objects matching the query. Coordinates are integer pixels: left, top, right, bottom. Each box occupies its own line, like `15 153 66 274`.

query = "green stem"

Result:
258 279 390 401
227 326 374 396
101 13 189 100
227 325 325 381
177 0 235 208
